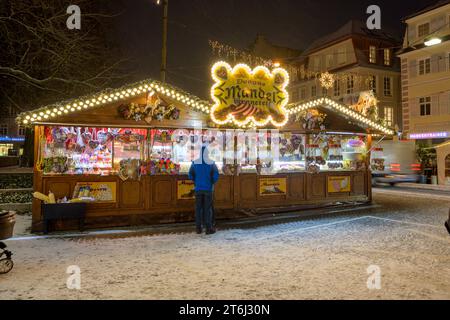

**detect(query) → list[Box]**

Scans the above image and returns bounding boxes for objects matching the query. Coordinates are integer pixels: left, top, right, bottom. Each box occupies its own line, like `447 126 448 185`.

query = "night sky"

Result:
112 0 437 99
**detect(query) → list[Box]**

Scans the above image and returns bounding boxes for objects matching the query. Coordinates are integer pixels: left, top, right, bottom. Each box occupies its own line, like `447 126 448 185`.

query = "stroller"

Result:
0 241 13 274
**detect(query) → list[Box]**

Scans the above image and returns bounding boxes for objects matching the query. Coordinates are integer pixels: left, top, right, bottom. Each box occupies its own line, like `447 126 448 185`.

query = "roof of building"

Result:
302 20 399 56
403 0 450 21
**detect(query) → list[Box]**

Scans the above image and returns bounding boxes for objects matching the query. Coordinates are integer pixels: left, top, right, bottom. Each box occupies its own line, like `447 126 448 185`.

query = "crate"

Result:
42 203 87 234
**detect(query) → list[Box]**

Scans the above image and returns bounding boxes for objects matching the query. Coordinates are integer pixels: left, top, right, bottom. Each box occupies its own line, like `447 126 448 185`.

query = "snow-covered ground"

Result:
1 189 449 300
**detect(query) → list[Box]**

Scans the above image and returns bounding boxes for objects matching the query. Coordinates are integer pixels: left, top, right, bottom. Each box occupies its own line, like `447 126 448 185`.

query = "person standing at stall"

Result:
189 145 219 235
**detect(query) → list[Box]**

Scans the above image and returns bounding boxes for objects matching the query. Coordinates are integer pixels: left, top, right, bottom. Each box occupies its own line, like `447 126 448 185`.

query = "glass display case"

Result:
42 127 114 175
275 132 305 173
307 134 366 172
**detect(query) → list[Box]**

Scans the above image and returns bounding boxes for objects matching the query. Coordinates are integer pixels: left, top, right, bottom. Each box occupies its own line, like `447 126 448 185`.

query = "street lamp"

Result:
155 0 169 83
424 37 442 47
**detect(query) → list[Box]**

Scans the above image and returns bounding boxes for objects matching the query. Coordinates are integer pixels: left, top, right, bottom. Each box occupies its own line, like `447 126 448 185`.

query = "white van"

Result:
370 139 420 186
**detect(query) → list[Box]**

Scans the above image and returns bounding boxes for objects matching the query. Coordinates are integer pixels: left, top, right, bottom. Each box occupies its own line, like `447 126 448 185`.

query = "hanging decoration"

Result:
210 61 289 128
296 109 327 131
145 92 181 122
319 72 334 90
349 90 378 121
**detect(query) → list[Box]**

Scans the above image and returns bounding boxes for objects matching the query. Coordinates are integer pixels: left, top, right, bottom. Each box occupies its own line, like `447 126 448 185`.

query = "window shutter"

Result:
410 98 419 116
439 93 449 115
409 59 417 78
408 25 416 43
437 52 446 72
431 54 439 73
431 95 439 115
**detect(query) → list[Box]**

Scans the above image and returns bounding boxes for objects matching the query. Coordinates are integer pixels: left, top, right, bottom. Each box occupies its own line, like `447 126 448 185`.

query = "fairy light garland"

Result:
287 97 394 135
16 80 212 126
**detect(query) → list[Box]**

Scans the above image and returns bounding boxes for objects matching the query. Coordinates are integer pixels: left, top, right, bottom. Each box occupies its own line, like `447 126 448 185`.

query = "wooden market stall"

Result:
17 71 394 232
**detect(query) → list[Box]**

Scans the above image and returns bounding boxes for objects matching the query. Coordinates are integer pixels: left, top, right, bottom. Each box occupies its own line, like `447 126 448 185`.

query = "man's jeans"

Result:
195 191 213 231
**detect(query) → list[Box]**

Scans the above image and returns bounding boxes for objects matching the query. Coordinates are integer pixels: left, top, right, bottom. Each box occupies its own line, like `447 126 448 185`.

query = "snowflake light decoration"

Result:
319 72 334 90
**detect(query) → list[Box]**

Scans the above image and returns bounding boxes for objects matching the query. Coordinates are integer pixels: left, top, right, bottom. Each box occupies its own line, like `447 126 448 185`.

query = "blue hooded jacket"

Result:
188 146 219 192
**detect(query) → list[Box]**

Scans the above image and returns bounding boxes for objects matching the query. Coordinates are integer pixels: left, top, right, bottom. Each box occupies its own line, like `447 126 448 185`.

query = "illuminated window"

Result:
333 80 340 96
418 23 430 38
419 58 431 75
369 46 377 64
419 97 431 116
0 125 8 136
384 107 394 127
0 144 13 156
311 85 317 97
383 77 392 96
346 75 354 94
384 49 391 66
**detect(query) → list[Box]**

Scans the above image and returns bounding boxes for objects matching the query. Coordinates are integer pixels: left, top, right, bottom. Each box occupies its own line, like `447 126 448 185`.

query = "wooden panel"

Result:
152 178 174 207
288 174 305 200
44 181 72 200
311 175 326 198
121 181 142 208
214 176 233 203
240 175 257 202
352 173 366 195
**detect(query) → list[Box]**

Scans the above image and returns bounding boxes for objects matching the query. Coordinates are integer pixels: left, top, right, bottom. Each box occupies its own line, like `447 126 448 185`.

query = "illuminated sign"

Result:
210 61 289 128
409 132 449 140
0 136 25 143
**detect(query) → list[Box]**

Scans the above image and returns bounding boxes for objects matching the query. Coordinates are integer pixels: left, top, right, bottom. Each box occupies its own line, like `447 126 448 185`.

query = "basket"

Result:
0 211 16 240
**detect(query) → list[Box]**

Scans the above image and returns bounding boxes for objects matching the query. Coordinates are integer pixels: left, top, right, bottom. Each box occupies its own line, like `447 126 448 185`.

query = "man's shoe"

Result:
206 228 216 235
196 228 202 235
445 221 450 235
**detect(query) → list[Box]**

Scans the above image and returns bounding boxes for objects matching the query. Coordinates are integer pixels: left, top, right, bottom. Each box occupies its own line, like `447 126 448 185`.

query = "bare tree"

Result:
0 0 129 115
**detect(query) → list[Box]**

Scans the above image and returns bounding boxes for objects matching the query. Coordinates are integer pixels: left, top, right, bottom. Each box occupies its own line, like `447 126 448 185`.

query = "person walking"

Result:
189 145 219 235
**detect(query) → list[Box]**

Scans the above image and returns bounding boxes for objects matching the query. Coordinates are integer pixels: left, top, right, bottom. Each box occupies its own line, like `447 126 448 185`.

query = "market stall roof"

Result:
17 77 394 135
286 97 394 135
16 79 212 126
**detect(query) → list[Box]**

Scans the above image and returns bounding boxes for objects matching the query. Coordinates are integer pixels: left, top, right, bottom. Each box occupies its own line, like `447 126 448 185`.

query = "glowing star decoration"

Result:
319 72 334 90
210 61 289 128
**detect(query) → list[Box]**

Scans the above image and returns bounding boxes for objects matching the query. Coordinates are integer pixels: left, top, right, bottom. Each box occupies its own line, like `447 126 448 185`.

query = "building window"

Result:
291 89 299 102
0 125 8 136
418 23 430 38
346 75 354 94
322 87 328 96
300 87 307 100
419 97 431 116
383 77 392 96
337 48 346 65
384 49 391 66
384 107 394 127
18 126 26 136
311 85 317 97
326 54 333 69
0 144 13 157
369 75 377 94
419 58 431 75
369 46 377 64
333 80 340 96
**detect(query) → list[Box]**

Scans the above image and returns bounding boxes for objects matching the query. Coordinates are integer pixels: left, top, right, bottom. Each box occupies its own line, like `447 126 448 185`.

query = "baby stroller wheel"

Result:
0 258 13 274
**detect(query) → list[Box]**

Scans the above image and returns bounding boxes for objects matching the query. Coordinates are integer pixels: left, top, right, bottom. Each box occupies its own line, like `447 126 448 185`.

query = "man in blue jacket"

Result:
189 145 219 235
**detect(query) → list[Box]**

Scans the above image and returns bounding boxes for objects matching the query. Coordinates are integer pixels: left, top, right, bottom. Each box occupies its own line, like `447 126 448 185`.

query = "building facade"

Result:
0 106 25 166
289 20 402 131
398 0 450 142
